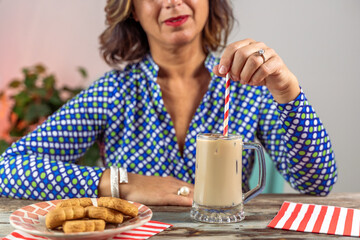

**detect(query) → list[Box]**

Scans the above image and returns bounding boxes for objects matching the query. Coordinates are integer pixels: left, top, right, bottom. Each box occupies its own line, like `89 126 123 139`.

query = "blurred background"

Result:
0 0 359 193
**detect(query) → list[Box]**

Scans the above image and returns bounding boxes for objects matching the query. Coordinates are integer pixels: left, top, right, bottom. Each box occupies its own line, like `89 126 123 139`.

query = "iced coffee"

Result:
194 134 242 206
191 133 266 223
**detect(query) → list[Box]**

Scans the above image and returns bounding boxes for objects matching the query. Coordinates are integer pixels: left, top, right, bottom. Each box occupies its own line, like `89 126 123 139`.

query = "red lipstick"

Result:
164 15 189 27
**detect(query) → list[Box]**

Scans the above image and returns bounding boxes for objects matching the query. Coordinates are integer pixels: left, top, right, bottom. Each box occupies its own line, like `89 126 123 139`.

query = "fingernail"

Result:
219 65 227 74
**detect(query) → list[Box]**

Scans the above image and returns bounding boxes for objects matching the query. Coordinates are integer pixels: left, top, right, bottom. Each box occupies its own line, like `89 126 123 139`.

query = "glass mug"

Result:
190 133 266 223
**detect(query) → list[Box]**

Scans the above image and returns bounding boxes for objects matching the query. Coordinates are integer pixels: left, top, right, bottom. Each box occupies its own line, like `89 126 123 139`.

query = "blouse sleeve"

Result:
256 87 337 196
0 73 117 200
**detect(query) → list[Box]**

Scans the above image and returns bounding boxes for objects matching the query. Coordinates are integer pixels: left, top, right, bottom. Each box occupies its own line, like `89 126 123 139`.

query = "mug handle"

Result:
243 142 266 203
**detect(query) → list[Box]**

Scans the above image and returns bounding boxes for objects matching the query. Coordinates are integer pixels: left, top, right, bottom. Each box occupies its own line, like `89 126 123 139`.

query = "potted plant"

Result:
0 64 100 166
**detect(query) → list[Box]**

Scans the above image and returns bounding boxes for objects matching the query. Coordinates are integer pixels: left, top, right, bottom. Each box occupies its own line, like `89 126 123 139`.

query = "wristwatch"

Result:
119 167 128 184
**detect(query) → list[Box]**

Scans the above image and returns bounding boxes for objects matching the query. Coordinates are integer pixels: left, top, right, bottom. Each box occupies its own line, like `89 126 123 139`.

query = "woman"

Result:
0 0 337 205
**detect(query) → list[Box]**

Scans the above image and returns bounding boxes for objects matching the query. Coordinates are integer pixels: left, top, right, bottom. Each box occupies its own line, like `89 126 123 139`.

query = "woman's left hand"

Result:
213 39 300 104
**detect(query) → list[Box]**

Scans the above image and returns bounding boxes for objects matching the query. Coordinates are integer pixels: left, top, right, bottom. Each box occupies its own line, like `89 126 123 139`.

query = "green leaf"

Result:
12 105 25 120
9 80 21 88
24 74 37 88
13 91 31 108
77 67 88 79
48 93 64 107
62 86 82 97
9 128 26 138
34 64 46 74
0 139 10 153
43 75 56 90
24 103 52 122
22 68 29 75
33 88 48 98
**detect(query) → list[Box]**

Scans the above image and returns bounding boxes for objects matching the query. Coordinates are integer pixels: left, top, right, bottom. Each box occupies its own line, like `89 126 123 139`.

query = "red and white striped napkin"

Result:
268 201 360 237
3 220 172 240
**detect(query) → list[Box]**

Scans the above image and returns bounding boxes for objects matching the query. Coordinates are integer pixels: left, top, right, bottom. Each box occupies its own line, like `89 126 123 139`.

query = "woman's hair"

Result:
99 0 234 67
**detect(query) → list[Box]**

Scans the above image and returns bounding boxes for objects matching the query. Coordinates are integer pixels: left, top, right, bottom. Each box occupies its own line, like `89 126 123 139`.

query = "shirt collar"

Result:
139 52 219 82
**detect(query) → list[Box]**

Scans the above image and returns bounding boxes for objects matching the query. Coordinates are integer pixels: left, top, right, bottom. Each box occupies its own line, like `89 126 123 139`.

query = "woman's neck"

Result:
149 40 207 82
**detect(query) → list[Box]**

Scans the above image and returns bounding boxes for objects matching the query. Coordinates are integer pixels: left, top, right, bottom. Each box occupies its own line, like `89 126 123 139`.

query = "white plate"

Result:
9 198 152 240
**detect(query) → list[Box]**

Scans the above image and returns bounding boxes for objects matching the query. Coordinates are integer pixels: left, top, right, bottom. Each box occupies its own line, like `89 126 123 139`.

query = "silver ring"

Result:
256 49 266 63
177 186 190 196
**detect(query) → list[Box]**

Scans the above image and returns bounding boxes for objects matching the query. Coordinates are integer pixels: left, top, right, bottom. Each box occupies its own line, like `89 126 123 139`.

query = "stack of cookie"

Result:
45 197 138 233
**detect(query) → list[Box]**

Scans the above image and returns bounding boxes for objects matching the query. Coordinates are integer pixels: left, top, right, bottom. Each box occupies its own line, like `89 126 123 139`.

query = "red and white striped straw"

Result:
223 73 231 136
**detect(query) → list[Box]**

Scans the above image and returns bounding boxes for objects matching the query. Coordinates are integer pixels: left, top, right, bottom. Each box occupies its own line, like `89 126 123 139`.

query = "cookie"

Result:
98 197 138 217
56 198 93 208
85 206 124 224
45 206 86 229
62 219 106 233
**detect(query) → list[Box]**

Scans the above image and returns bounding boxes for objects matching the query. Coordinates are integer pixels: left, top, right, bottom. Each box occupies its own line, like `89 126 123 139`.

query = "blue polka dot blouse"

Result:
0 53 337 200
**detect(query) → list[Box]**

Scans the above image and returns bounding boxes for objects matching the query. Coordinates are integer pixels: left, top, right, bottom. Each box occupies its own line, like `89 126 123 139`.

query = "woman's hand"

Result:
98 170 193 206
213 39 300 104
121 173 193 206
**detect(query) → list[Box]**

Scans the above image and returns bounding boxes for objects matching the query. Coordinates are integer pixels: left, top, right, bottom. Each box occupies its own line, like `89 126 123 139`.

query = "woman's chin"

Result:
165 34 200 48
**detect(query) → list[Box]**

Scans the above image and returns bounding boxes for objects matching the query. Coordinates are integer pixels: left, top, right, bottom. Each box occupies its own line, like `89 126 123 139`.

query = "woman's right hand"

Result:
98 169 194 206
121 173 194 206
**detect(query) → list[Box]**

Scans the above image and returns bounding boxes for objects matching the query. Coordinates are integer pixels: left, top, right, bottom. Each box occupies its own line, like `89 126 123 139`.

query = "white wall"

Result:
229 0 360 193
0 0 359 192
0 0 109 89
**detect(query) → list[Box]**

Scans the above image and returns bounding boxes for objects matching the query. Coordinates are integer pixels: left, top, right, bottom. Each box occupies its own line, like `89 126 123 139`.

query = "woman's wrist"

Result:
119 172 134 200
98 167 131 199
98 168 111 197
273 84 301 104
270 73 301 104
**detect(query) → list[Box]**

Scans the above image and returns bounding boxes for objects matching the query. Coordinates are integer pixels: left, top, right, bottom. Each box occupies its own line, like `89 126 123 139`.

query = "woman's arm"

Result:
257 87 337 195
0 74 112 200
98 169 193 206
213 39 337 194
0 70 194 205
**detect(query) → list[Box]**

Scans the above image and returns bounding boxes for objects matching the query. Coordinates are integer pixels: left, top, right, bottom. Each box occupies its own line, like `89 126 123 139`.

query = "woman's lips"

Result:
164 15 189 27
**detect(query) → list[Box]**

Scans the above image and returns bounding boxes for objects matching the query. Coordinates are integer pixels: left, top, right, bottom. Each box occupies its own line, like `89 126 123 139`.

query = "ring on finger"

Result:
177 186 190 196
256 49 266 64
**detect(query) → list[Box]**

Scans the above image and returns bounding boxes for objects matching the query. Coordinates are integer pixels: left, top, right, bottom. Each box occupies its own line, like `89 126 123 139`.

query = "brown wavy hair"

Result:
99 0 234 67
